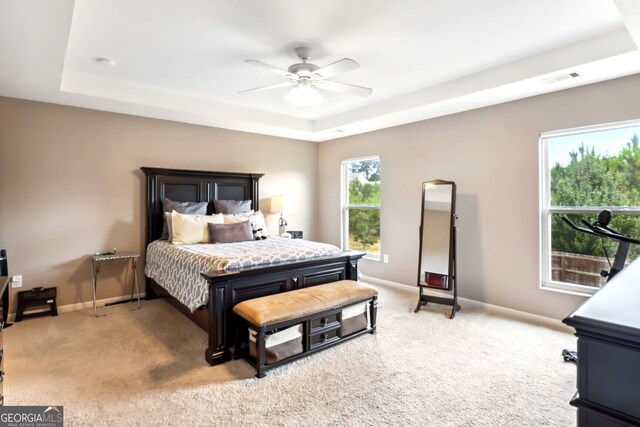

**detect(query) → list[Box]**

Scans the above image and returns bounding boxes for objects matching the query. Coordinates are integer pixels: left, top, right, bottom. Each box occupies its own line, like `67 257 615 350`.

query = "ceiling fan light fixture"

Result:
242 47 370 105
285 81 323 107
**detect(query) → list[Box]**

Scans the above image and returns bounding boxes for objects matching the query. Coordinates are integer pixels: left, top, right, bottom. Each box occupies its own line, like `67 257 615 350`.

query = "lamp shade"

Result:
271 195 284 213
285 81 323 107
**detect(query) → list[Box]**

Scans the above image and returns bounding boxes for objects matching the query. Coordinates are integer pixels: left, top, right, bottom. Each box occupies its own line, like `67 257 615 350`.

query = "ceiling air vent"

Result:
541 71 581 84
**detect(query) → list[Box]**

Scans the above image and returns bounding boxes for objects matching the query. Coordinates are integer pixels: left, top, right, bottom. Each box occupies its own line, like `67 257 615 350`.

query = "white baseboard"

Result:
362 275 573 333
362 275 416 292
9 277 573 333
8 293 145 322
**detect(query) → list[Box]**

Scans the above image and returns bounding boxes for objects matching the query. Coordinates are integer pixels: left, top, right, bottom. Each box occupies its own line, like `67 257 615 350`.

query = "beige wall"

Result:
3 73 640 320
319 73 640 320
0 98 318 310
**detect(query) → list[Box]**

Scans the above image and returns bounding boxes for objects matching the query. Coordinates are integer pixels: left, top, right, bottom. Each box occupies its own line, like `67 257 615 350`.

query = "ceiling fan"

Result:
239 47 372 107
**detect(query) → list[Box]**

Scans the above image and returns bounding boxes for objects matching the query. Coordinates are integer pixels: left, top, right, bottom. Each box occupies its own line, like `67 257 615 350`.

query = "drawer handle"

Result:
321 333 329 341
321 318 328 326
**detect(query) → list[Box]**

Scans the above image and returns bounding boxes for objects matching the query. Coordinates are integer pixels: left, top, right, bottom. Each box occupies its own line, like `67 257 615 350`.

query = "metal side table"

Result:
90 252 141 317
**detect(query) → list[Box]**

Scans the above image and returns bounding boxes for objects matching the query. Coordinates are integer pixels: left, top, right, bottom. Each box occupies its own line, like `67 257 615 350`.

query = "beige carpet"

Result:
5 282 577 426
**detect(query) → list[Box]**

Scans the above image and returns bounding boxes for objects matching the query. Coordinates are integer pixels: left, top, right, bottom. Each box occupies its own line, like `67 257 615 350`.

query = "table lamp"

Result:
271 195 291 238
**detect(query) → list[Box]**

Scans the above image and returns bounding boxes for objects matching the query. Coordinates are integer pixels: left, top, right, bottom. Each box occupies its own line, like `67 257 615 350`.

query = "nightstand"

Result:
90 252 141 317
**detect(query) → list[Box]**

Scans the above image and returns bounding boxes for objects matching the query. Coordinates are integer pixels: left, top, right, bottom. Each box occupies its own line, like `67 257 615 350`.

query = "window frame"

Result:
539 119 640 296
341 155 381 261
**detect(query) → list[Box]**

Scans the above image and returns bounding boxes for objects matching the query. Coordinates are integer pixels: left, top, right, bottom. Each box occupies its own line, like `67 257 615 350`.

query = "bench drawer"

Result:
310 327 340 349
310 310 340 334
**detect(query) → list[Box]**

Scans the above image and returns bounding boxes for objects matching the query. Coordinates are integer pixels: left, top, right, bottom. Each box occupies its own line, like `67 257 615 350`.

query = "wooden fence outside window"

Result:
551 252 611 288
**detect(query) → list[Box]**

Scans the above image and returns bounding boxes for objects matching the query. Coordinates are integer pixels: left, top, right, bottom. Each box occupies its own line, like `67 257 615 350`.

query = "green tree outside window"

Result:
345 159 381 253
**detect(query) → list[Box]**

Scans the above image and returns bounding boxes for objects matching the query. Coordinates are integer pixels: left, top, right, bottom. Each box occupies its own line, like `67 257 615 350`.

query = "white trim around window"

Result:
341 155 381 261
539 119 640 296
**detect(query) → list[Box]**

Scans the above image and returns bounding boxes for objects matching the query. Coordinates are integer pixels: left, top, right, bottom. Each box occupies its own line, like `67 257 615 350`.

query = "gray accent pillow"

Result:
213 199 252 214
161 198 208 240
208 221 254 244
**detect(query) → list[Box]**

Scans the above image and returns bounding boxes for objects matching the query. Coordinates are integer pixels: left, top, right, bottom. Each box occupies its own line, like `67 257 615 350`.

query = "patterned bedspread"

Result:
145 238 342 311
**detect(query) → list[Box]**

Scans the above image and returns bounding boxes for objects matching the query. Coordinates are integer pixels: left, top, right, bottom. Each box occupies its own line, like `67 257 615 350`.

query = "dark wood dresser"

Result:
0 276 7 406
563 258 640 426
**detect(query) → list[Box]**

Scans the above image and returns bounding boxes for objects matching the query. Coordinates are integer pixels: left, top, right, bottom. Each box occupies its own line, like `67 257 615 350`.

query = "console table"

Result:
563 257 640 426
90 252 141 317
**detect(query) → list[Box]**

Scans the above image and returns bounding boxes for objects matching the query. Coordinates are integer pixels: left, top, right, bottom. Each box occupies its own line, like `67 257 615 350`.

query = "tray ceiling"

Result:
1 0 639 141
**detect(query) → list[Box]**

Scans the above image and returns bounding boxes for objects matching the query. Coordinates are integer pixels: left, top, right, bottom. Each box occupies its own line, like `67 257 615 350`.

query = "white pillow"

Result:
248 210 269 237
224 210 269 236
223 214 249 224
171 211 224 244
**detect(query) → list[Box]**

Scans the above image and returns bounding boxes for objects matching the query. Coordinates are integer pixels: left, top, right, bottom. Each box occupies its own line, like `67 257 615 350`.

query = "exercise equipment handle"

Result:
561 216 599 237
580 219 640 245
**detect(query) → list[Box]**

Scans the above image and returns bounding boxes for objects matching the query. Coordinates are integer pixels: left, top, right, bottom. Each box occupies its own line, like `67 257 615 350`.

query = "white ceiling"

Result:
1 0 640 141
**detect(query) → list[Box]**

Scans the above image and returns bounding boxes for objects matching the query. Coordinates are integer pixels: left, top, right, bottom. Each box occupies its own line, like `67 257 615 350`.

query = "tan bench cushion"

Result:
233 280 378 326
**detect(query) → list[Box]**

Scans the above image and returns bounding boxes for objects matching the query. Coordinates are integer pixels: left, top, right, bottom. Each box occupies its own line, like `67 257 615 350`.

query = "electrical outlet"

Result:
383 254 389 264
11 274 22 288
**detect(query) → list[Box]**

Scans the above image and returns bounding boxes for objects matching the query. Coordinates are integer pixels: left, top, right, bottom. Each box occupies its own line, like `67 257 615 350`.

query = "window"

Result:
540 120 640 295
342 156 381 259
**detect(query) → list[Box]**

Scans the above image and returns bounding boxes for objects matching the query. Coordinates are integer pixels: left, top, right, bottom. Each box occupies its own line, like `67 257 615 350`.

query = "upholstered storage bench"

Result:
233 280 378 378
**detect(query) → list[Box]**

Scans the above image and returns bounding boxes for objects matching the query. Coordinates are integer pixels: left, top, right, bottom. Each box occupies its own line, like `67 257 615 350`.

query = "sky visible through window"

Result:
548 125 640 166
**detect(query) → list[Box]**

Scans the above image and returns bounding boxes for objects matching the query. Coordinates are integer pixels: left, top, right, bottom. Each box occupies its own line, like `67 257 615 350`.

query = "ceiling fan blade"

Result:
315 80 372 97
238 81 296 95
312 58 359 80
245 60 294 78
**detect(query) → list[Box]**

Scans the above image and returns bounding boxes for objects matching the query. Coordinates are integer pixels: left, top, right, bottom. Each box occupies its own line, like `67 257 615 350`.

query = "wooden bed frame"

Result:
141 167 364 366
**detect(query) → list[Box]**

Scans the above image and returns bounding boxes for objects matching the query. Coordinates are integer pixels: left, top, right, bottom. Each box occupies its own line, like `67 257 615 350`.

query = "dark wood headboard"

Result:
141 167 264 246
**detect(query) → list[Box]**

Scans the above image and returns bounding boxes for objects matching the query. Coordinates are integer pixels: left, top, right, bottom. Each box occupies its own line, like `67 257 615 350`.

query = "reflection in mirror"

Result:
420 184 452 288
415 179 460 318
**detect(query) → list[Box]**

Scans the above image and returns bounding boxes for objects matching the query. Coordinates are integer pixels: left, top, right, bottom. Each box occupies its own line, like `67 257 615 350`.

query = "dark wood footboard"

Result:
201 251 364 366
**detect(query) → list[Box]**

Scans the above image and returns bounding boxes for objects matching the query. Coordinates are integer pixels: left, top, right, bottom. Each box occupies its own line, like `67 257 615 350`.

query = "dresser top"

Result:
564 257 640 342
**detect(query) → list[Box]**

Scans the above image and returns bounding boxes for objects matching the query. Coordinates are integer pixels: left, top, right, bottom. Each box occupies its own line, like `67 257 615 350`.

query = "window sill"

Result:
363 254 381 262
540 281 597 298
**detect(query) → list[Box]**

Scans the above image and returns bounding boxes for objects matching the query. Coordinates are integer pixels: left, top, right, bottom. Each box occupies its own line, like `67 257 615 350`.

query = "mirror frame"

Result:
417 179 456 290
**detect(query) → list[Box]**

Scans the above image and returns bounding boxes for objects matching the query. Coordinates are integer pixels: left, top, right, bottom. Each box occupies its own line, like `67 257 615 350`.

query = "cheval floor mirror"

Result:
414 179 460 319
